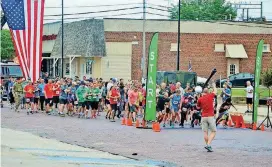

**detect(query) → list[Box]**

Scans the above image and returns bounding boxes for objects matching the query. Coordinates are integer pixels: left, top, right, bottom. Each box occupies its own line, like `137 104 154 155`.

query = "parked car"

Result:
216 73 254 88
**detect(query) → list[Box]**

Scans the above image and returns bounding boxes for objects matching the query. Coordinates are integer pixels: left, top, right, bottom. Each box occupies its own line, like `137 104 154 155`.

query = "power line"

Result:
44 12 143 21
45 7 141 16
45 3 142 8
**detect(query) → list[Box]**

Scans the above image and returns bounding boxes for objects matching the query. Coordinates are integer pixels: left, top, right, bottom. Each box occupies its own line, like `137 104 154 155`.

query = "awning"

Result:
225 44 248 59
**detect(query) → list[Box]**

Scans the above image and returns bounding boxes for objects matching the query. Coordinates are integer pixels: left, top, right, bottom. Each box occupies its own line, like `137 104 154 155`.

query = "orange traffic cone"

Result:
121 118 126 125
126 118 133 126
153 122 161 132
142 120 146 128
261 124 265 131
252 123 257 130
241 122 246 129
227 119 232 127
235 121 240 128
135 119 140 128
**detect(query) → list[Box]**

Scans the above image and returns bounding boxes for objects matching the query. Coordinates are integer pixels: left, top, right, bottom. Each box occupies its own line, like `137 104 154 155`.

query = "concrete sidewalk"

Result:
1 128 160 167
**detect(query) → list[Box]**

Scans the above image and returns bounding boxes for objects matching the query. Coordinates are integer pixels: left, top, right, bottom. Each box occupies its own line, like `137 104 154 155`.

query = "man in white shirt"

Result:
245 81 254 113
176 82 184 97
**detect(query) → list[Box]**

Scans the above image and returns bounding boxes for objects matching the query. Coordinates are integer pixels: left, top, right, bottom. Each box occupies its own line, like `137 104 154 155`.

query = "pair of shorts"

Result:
90 101 99 110
25 97 34 103
34 98 39 104
171 105 179 112
110 104 118 111
156 105 164 112
45 98 53 106
59 99 68 105
201 117 217 132
105 99 110 105
129 104 137 112
246 98 253 104
78 102 85 107
84 101 91 110
53 96 59 104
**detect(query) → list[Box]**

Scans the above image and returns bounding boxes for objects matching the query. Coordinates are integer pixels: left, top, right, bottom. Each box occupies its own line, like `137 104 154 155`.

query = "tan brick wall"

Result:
105 32 272 81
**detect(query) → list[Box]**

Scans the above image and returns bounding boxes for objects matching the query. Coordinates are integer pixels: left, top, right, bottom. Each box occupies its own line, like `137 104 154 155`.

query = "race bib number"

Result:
26 98 30 103
56 91 60 94
74 101 78 105
182 107 188 112
173 101 179 105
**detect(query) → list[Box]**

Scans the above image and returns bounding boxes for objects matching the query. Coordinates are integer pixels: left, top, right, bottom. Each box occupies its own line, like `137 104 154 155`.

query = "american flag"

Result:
2 0 45 82
188 60 192 72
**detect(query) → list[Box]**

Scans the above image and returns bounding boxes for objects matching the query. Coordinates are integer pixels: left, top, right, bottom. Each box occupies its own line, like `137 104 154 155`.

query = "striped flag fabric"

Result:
188 60 192 72
1 0 45 82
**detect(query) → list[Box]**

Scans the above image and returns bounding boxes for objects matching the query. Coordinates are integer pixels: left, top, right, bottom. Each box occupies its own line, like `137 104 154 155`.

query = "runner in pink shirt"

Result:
128 86 139 122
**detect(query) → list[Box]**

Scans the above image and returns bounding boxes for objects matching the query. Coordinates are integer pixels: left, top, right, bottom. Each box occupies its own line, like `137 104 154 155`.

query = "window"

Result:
263 44 271 53
170 43 180 52
86 60 93 74
230 64 236 75
214 44 225 52
65 63 70 75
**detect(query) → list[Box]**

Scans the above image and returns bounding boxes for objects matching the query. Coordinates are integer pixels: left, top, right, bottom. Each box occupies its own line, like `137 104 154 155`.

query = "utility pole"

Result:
260 2 263 21
247 8 249 21
177 0 181 71
61 0 64 77
142 0 146 79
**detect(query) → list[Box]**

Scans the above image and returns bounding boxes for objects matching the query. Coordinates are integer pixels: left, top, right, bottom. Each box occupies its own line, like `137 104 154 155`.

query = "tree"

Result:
262 66 272 97
1 29 15 60
169 0 237 21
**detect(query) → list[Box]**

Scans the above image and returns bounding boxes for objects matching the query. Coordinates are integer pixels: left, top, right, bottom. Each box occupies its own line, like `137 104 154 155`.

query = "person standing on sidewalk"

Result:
13 78 24 112
197 82 217 152
245 81 254 113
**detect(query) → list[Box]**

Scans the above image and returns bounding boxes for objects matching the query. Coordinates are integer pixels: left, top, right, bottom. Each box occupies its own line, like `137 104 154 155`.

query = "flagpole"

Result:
61 0 64 78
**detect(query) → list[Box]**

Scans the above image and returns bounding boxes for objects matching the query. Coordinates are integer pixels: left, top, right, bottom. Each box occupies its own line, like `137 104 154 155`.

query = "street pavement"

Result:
1 128 159 167
1 105 272 167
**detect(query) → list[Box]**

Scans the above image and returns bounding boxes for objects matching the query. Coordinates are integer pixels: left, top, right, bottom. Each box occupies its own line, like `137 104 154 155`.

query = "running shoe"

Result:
163 123 166 127
171 124 174 128
27 111 29 115
205 146 213 152
169 121 172 127
30 111 33 114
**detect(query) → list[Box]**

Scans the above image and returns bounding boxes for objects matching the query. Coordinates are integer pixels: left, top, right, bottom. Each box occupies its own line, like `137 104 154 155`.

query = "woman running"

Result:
109 85 120 122
169 89 182 128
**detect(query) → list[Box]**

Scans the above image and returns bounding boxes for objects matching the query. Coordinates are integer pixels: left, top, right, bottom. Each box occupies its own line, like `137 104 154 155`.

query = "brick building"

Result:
42 19 272 81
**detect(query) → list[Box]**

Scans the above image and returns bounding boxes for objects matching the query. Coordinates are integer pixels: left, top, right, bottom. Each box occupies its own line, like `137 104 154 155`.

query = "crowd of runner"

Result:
3 76 234 128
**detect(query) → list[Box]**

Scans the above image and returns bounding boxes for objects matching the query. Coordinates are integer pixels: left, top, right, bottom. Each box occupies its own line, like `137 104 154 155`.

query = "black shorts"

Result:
25 97 34 103
34 98 39 104
139 102 143 107
45 98 53 106
110 104 118 111
246 98 253 104
53 96 59 104
105 99 110 105
59 99 68 105
84 101 91 110
90 101 99 110
156 105 164 112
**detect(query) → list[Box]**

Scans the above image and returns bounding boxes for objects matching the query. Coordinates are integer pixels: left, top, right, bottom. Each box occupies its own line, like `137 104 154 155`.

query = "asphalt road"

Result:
1 106 272 167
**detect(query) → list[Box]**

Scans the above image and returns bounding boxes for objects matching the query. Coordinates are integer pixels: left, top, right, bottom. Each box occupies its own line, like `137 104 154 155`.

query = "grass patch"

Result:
217 88 271 98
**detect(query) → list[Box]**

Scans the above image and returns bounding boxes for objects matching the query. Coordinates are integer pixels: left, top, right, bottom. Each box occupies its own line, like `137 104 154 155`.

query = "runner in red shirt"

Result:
44 79 54 114
53 80 61 114
197 82 217 152
24 81 35 115
109 84 120 122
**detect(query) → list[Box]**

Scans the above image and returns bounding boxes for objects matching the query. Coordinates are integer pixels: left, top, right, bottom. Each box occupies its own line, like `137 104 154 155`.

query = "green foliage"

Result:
262 68 272 88
169 0 237 20
1 29 15 60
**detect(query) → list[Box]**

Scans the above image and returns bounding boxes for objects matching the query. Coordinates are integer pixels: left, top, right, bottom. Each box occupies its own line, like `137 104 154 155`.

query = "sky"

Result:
43 0 272 23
